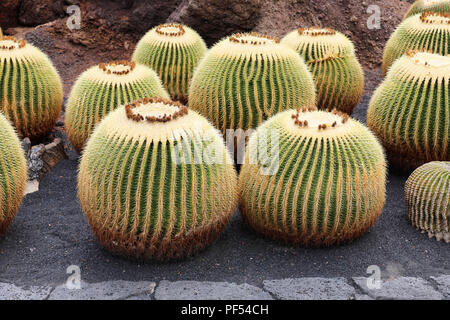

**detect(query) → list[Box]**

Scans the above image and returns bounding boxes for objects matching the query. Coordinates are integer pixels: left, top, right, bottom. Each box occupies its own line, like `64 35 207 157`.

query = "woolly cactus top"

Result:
138 23 203 46
0 36 40 59
405 0 450 18
393 50 450 78
407 11 450 30
281 27 356 61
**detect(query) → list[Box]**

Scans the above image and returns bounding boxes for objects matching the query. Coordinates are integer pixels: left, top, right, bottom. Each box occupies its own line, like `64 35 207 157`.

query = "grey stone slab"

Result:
155 281 273 300
48 280 155 300
431 275 450 299
263 277 356 300
0 282 52 300
353 277 444 300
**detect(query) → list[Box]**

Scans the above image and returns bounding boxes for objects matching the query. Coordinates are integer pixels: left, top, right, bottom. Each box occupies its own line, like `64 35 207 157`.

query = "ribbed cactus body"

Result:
368 51 449 171
239 109 387 246
65 61 169 152
282 27 364 114
0 36 63 138
404 0 450 19
132 23 207 102
405 161 450 243
383 12 450 75
78 97 238 260
0 113 27 237
189 32 317 136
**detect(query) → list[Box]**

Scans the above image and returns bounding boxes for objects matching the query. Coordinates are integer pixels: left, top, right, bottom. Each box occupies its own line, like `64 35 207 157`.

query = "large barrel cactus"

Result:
65 60 169 153
404 0 450 19
281 27 364 114
239 109 387 246
189 32 316 136
78 97 238 260
0 36 63 138
0 113 27 237
368 51 449 171
383 11 450 75
405 161 449 243
132 23 207 102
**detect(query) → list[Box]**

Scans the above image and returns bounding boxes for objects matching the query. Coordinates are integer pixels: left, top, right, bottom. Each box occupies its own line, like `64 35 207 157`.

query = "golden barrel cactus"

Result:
282 27 364 114
78 97 238 260
404 0 450 19
239 109 387 246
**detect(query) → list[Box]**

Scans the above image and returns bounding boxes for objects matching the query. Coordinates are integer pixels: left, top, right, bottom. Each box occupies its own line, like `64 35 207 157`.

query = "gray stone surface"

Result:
0 282 52 300
155 281 273 300
353 277 444 300
431 275 450 299
48 280 155 300
263 277 356 300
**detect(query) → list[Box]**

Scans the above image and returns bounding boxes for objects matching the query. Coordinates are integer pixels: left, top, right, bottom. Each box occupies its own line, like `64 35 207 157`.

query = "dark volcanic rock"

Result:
19 0 65 26
0 0 21 28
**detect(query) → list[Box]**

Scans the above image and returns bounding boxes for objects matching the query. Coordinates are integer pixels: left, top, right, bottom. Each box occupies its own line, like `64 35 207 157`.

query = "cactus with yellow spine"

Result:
0 36 63 138
368 51 449 171
404 0 450 19
239 109 387 246
78 97 238 260
282 27 364 114
0 113 27 237
405 161 450 243
65 60 169 153
132 23 207 102
189 32 316 136
383 11 450 75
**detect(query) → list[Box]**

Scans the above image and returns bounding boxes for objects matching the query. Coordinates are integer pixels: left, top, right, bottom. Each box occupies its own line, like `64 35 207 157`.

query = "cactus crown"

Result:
400 50 450 77
98 60 136 75
0 36 26 50
419 11 450 23
291 108 350 132
140 22 202 45
125 97 188 123
408 11 450 29
405 0 450 19
155 23 185 37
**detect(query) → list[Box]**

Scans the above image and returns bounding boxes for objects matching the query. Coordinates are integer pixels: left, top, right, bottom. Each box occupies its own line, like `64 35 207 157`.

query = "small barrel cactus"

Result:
189 32 317 136
65 60 169 152
0 36 63 138
239 109 387 246
132 23 207 102
404 0 450 19
383 11 450 75
78 97 238 260
368 51 450 171
405 161 449 243
281 27 364 114
0 113 27 237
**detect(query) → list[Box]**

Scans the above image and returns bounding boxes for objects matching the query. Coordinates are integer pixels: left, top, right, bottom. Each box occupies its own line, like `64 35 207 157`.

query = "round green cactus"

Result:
0 113 27 237
132 23 207 102
404 0 450 19
405 161 449 243
65 60 169 153
281 27 364 114
383 11 450 75
78 97 238 260
0 36 63 138
239 109 387 246
368 51 449 171
189 32 317 136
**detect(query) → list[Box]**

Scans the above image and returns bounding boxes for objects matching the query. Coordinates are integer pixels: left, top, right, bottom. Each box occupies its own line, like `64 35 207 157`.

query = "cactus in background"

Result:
189 32 317 136
383 12 450 75
132 23 207 102
404 0 450 19
0 36 63 138
78 97 238 260
282 27 364 114
65 60 169 153
405 161 450 243
0 113 27 237
368 51 449 171
239 109 387 246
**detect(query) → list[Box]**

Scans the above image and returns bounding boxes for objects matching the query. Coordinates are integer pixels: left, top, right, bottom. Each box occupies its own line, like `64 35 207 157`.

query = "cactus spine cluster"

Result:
132 23 207 102
368 51 450 170
281 27 364 114
65 60 169 152
78 97 238 260
405 161 450 243
239 109 387 246
383 12 450 75
0 36 63 138
0 113 27 237
404 0 450 19
189 32 317 136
